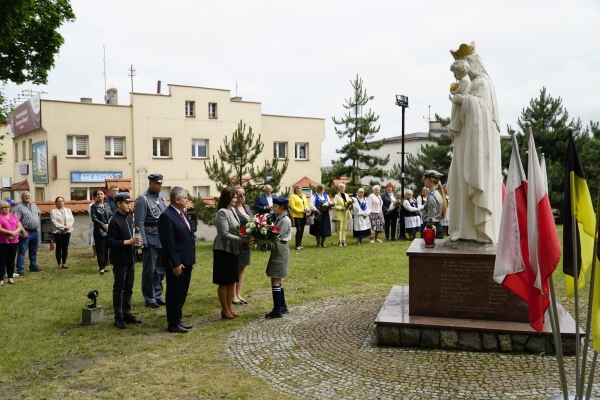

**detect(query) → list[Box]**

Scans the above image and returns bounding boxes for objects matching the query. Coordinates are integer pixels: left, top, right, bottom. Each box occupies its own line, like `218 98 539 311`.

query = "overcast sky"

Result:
5 0 600 166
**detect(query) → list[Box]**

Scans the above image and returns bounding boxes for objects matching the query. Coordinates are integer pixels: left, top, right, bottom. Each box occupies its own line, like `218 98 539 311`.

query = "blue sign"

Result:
71 172 123 183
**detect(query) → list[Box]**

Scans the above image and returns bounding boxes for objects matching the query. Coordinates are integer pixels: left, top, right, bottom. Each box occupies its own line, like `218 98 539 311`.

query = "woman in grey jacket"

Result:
213 187 244 320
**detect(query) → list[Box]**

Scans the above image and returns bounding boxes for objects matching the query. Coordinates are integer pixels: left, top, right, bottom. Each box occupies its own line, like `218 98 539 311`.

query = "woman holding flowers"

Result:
352 188 371 245
309 184 332 248
367 185 383 243
233 186 252 305
265 197 292 319
213 187 244 320
402 189 423 241
289 184 310 250
333 183 352 247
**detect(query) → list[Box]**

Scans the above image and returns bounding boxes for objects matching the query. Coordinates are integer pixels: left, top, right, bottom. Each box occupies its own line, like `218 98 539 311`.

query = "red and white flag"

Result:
527 129 561 296
494 137 546 333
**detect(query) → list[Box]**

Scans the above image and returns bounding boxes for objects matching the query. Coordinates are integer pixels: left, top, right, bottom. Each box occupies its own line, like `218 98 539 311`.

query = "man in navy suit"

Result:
158 187 196 333
254 184 274 214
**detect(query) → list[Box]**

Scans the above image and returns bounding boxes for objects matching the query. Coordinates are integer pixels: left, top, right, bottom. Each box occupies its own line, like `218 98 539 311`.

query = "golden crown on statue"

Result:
450 41 476 60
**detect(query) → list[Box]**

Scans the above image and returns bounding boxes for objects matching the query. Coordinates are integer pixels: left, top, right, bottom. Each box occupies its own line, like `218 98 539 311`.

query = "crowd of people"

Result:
1 170 449 332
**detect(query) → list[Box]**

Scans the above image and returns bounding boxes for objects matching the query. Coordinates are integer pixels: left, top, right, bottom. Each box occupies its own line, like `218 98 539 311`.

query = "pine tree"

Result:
514 87 589 215
399 113 453 191
193 120 289 225
330 75 389 193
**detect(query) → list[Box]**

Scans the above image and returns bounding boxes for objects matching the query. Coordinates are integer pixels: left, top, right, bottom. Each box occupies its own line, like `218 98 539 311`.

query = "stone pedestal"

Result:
374 240 581 354
408 239 529 322
82 306 104 325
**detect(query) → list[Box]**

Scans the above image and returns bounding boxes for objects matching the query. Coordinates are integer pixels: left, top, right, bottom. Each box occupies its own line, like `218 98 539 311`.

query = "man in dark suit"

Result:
254 184 274 215
158 187 196 333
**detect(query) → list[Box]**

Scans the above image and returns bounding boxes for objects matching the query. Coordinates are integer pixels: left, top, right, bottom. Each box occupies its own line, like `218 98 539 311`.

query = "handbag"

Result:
306 211 315 226
98 229 108 238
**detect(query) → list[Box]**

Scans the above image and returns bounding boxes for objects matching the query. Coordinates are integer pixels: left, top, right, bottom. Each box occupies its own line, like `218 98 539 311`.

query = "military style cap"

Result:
272 196 289 206
114 192 132 202
423 170 444 179
148 173 163 183
6 199 15 205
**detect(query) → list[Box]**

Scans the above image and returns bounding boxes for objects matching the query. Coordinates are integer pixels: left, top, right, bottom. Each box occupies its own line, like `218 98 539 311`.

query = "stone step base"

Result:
375 286 581 355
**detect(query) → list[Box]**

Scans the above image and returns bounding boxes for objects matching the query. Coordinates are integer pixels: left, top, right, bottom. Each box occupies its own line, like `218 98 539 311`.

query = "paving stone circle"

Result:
227 294 600 399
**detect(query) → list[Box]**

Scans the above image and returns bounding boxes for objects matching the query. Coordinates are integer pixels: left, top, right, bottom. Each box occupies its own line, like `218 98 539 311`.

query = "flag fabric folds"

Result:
593 188 600 353
494 140 547 333
563 131 596 296
527 131 561 296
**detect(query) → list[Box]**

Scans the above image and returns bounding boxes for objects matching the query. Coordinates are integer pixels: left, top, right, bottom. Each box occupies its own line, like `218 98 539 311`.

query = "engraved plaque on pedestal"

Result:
408 240 529 323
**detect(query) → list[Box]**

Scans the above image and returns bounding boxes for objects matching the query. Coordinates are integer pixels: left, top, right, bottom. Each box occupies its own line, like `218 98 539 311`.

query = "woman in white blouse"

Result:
50 197 75 269
367 185 384 243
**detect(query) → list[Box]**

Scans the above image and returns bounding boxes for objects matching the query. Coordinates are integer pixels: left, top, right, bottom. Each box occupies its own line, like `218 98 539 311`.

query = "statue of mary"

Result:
447 42 502 244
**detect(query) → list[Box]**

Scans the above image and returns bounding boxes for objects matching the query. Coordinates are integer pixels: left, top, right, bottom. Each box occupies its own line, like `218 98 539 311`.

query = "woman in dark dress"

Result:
309 183 332 248
90 189 113 275
233 186 252 305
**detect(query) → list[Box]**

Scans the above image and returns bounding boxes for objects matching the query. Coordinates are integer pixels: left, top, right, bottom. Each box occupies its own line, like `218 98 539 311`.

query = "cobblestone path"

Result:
227 295 600 399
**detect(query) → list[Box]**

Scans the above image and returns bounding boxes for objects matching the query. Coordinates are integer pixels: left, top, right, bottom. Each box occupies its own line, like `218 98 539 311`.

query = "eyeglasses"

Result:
239 193 245 197
1 207 9 209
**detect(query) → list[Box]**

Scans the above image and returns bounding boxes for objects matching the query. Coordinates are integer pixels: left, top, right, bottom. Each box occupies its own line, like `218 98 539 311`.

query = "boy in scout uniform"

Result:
134 173 168 308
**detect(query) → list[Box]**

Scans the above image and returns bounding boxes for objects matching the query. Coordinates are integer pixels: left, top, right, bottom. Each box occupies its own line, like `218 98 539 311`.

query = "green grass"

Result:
0 226 588 399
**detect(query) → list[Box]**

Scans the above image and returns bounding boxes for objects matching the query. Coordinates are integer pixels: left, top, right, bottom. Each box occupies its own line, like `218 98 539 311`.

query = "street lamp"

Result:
395 95 409 240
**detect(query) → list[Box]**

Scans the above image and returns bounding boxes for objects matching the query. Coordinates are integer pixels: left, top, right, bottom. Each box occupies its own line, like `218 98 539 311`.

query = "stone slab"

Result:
82 306 104 325
375 286 579 336
407 239 530 322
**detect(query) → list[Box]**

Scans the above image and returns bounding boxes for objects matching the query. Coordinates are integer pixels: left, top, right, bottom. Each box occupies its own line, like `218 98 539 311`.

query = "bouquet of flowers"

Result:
344 199 353 209
393 199 403 207
239 213 280 250
319 201 333 211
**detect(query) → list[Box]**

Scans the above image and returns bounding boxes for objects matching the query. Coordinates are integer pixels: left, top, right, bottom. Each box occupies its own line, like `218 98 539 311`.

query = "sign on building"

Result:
70 172 123 183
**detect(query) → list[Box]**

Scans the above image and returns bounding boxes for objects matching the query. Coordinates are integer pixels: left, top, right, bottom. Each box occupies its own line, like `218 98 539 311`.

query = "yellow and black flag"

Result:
563 130 596 296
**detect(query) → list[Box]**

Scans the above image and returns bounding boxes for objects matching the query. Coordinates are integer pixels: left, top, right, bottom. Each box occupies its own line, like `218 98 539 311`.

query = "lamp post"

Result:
395 95 409 240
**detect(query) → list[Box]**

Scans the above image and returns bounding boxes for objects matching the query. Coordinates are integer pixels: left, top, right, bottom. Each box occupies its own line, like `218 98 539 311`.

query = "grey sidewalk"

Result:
227 294 600 399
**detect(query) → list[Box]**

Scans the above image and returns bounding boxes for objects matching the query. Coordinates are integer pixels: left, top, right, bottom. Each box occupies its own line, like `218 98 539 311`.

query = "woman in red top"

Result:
0 200 25 285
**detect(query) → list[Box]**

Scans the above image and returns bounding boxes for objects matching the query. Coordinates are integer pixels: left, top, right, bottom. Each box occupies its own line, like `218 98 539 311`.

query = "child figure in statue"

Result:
449 59 471 138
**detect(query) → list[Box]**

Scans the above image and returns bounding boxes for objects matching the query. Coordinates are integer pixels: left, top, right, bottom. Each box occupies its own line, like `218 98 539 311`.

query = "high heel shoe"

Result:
221 312 235 320
231 312 240 318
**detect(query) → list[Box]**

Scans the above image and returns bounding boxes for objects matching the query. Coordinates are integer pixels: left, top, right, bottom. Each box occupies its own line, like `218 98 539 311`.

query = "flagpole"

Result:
585 351 597 400
571 213 583 398
580 185 600 395
548 275 570 400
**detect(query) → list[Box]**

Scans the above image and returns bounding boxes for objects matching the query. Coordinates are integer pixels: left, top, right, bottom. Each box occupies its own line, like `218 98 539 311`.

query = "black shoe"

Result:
155 299 166 306
124 314 142 324
114 320 127 329
179 322 193 330
281 307 289 314
18 272 25 276
167 325 188 333
265 311 283 319
30 267 43 273
146 303 160 309
391 238 396 241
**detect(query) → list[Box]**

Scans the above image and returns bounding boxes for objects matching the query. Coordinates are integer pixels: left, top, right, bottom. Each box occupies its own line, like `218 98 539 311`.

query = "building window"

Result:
185 101 195 117
193 186 209 197
208 103 217 118
160 186 171 199
153 138 171 158
28 139 32 160
14 143 18 162
22 141 26 161
71 187 104 201
105 137 125 157
274 142 287 159
295 143 308 160
191 139 208 158
67 135 88 157
35 187 45 201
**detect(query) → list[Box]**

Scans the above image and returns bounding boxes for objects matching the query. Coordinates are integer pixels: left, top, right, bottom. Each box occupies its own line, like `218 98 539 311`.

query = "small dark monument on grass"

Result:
82 290 104 325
